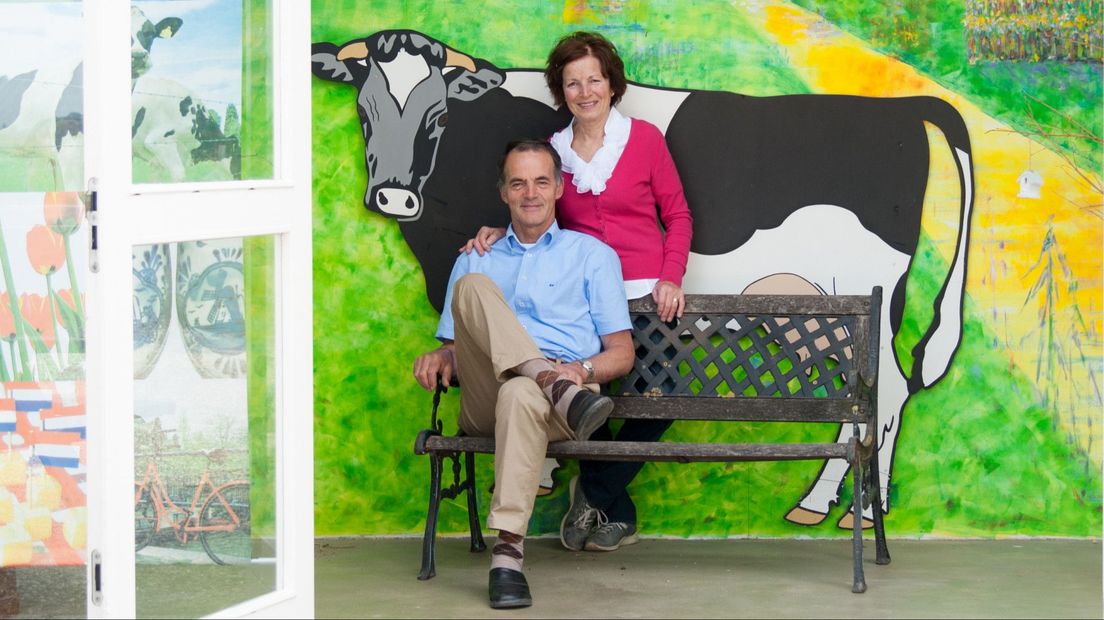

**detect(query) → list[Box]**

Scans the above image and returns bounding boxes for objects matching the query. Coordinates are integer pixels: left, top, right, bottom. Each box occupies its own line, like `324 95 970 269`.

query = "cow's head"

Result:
131 6 182 80
312 31 504 221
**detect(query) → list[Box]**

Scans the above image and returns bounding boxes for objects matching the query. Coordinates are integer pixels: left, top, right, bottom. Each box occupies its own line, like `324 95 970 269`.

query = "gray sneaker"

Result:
584 519 639 551
560 476 599 551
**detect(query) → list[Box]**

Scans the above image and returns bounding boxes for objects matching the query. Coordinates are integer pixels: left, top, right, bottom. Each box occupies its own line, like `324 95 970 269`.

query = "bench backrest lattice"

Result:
608 293 877 424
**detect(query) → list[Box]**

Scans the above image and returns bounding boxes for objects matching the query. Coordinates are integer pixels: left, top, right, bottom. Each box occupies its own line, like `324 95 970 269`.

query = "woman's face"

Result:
562 54 612 125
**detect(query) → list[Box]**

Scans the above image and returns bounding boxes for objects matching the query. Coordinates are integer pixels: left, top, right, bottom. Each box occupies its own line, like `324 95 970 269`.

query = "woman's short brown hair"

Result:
545 31 628 109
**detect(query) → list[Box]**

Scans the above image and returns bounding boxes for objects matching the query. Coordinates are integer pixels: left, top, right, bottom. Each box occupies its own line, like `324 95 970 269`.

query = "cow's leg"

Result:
787 275 909 527
57 132 83 191
47 156 64 192
143 132 187 182
864 327 910 514
787 370 905 526
834 341 908 527
785 424 851 525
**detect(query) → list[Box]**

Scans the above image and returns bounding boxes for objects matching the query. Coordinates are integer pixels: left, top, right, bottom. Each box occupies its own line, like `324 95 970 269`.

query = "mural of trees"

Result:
1021 220 1102 463
965 0 1103 63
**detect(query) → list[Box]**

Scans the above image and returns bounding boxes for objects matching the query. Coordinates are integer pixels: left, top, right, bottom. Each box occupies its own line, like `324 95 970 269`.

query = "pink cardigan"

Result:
556 118 693 286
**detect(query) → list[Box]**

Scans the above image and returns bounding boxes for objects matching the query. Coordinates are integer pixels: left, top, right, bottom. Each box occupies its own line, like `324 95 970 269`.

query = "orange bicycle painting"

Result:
133 448 251 565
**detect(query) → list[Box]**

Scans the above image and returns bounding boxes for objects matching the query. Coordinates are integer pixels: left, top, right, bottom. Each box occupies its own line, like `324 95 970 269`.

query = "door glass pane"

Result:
130 0 273 184
0 192 88 619
133 235 276 618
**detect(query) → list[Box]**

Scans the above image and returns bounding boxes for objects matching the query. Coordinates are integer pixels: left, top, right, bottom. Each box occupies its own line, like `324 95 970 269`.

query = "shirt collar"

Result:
504 220 561 250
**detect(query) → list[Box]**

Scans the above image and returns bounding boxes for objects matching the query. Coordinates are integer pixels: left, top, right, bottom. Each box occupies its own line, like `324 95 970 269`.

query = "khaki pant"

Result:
452 273 595 535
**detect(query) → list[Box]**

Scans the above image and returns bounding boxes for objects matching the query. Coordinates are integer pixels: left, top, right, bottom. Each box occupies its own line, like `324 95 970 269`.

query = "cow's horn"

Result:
337 41 370 61
445 48 477 72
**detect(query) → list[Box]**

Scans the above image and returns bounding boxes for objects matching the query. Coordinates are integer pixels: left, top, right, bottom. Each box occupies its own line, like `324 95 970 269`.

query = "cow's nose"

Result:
373 187 420 218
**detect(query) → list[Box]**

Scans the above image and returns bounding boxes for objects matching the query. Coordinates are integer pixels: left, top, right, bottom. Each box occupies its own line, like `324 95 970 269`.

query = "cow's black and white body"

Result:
0 6 238 189
131 77 241 182
0 62 83 189
311 31 975 523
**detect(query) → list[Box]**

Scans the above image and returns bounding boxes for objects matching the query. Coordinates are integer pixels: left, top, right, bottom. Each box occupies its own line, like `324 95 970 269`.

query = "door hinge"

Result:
91 549 103 606
86 179 99 273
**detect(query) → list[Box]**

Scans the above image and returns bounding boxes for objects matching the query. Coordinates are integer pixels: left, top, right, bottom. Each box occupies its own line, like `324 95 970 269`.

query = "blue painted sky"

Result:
136 0 243 116
0 1 243 117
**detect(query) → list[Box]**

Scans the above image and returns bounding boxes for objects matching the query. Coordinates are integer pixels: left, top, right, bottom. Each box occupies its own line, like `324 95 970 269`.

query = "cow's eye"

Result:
437 113 448 127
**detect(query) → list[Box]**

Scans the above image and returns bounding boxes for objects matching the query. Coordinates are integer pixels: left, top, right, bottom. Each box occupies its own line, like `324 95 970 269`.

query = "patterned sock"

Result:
515 358 584 420
490 530 525 572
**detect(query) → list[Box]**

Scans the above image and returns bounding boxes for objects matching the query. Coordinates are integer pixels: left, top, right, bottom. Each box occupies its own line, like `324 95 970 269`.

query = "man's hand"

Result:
413 345 456 391
558 361 587 386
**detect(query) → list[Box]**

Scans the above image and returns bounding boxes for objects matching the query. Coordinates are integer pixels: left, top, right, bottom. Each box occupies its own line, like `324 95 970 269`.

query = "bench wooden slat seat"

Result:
414 289 891 593
420 435 852 462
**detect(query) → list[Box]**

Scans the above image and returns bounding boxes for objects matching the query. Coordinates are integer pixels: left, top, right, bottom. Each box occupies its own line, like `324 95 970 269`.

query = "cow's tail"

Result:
907 96 975 393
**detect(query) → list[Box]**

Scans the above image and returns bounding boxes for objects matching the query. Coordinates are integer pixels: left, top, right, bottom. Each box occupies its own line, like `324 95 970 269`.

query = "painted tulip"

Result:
55 289 84 315
26 226 65 276
43 192 83 236
20 294 55 350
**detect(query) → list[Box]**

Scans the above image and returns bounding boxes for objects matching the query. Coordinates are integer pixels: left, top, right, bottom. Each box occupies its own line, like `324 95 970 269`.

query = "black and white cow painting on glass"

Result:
311 30 975 527
0 5 239 191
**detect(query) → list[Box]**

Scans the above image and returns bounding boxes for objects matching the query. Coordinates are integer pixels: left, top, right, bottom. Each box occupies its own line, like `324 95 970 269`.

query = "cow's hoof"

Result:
784 506 827 526
837 512 875 530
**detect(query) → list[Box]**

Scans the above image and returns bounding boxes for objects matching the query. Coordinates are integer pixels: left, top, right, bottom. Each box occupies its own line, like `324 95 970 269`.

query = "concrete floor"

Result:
6 537 1101 617
315 537 1103 619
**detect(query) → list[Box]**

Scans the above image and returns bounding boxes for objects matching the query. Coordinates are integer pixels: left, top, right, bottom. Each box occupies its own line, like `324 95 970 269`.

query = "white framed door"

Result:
82 1 313 618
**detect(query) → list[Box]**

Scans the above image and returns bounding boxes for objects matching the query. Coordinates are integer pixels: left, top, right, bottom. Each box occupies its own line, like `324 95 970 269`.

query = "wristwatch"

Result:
580 359 595 383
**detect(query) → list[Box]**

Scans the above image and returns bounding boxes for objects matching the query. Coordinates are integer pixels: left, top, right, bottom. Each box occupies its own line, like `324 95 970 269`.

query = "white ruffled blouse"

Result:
549 106 632 196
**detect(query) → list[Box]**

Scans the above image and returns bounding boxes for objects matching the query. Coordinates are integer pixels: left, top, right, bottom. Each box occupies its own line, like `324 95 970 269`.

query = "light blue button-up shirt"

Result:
436 221 631 361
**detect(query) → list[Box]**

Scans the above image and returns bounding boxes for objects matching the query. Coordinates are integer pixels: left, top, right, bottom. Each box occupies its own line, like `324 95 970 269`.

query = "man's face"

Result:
499 149 563 242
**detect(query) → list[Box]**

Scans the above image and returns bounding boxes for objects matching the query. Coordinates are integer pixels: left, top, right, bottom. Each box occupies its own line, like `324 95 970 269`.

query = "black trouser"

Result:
578 419 673 524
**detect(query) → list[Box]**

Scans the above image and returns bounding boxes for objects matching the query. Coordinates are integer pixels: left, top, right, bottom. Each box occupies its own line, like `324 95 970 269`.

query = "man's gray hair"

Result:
497 139 563 188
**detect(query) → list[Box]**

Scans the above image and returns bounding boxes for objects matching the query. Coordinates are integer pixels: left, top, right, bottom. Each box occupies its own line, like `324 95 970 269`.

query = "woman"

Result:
463 31 693 552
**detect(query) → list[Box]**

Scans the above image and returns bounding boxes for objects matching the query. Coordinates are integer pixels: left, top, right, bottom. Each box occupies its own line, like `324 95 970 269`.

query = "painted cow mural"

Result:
0 6 239 190
131 78 242 182
311 30 975 525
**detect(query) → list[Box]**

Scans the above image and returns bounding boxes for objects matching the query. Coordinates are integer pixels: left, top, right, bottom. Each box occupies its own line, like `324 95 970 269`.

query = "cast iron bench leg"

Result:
418 452 444 580
464 451 486 553
870 442 891 565
851 456 868 594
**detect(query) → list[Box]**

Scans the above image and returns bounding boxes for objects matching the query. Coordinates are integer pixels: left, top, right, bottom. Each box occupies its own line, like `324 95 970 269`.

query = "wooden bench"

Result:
414 289 891 592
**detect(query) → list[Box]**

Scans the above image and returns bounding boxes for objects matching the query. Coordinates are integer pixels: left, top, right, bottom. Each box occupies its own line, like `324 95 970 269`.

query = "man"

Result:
413 140 634 609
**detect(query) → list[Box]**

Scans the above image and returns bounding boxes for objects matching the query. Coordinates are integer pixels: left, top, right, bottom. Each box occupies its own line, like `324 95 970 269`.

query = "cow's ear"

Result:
312 42 366 84
445 64 505 102
153 17 182 39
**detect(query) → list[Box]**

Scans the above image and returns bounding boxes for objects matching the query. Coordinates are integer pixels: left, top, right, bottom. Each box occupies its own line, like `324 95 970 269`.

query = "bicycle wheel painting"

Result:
199 482 251 565
133 483 156 551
